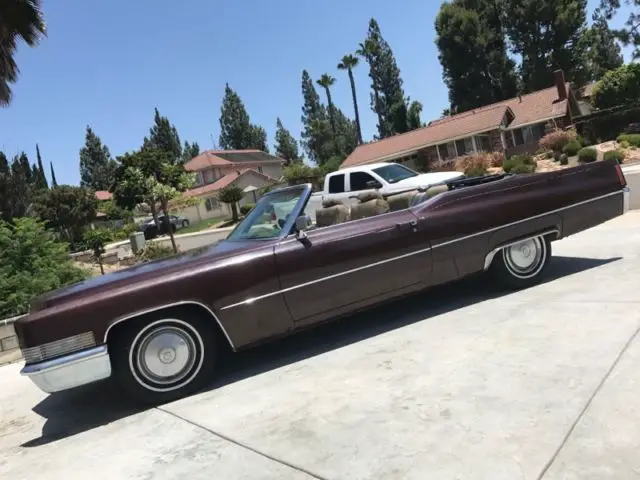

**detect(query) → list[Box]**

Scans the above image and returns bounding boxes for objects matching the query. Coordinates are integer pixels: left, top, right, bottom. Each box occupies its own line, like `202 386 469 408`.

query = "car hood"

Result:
29 239 268 312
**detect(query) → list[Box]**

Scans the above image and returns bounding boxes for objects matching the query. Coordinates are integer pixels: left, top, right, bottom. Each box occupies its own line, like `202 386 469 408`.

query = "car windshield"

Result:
372 164 419 184
226 187 307 241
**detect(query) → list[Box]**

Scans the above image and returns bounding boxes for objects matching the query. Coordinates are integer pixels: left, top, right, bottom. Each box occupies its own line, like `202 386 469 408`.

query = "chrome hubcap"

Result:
504 238 543 276
136 326 197 385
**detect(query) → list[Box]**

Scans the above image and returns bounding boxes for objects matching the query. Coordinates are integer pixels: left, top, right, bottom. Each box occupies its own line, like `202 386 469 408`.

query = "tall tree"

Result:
49 161 58 187
407 100 424 130
0 0 46 106
32 186 98 249
360 18 409 139
79 126 117 190
503 0 590 91
600 0 639 59
579 8 624 81
435 0 518 113
0 152 10 221
316 74 338 137
143 108 182 163
218 83 268 151
300 69 329 163
337 54 364 144
182 141 200 163
8 152 33 218
274 118 300 164
34 143 48 189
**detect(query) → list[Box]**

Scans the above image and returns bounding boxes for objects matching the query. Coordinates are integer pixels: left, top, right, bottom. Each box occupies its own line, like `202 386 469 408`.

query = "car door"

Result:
274 209 434 326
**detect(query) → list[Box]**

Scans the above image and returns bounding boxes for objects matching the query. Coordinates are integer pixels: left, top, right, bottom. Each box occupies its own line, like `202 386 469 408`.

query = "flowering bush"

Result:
539 129 577 153
454 152 503 172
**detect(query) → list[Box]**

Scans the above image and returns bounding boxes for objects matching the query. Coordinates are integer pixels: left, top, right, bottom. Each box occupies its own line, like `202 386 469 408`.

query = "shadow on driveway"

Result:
21 255 620 448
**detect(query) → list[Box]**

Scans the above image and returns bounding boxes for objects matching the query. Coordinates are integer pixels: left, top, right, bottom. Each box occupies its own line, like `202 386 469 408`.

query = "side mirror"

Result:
366 180 383 189
294 215 312 246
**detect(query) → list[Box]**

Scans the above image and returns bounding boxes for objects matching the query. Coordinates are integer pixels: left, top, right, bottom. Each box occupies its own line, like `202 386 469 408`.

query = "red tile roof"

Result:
95 190 112 201
185 149 285 172
341 83 571 168
184 168 274 197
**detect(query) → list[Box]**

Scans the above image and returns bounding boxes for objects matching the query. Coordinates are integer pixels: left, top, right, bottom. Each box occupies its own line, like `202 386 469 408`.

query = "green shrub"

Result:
603 150 625 164
0 218 89 318
509 163 536 174
560 154 569 165
464 166 487 177
544 151 554 159
617 134 640 148
240 203 255 215
620 140 631 149
135 242 176 263
553 151 562 162
578 147 598 163
563 140 581 156
503 154 536 173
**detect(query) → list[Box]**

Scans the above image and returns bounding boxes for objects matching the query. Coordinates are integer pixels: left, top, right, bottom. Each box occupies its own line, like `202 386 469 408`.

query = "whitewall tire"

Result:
111 311 216 405
489 235 551 289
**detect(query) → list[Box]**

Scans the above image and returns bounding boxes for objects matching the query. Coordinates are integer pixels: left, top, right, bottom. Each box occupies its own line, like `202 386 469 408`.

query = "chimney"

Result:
554 69 567 101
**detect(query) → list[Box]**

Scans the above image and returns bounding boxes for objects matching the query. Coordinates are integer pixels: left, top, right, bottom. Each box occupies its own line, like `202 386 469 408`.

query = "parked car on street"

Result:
15 159 630 404
139 215 190 239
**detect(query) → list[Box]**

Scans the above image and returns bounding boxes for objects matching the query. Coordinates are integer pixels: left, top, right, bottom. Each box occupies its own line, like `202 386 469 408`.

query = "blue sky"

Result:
0 0 635 185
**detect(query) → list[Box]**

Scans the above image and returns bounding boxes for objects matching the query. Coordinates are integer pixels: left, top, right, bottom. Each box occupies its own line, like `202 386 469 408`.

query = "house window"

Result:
205 197 219 211
349 171 378 191
204 169 215 184
513 128 525 146
438 142 457 161
194 172 204 186
455 137 474 156
475 135 492 152
328 174 345 193
257 165 264 174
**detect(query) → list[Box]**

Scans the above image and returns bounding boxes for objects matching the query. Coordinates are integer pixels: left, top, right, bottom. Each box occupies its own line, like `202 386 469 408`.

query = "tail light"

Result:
615 163 627 187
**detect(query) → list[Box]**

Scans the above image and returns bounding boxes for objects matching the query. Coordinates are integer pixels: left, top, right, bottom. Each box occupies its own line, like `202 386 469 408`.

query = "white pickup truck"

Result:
303 162 464 221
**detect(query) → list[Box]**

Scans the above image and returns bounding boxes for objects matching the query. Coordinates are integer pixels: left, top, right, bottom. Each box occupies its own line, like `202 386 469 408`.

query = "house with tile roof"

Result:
181 149 285 222
341 70 582 171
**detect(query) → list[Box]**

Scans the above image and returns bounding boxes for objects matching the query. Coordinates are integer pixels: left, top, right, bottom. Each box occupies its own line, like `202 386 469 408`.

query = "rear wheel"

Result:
110 311 217 405
489 235 551 289
182 220 189 228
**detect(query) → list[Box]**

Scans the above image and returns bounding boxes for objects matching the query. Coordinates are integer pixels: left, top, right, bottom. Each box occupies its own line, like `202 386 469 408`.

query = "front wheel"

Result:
110 311 217 405
182 220 189 228
489 235 551 289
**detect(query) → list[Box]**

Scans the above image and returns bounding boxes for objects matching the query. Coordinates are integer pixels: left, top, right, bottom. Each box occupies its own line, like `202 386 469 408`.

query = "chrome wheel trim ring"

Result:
128 319 204 393
502 237 546 279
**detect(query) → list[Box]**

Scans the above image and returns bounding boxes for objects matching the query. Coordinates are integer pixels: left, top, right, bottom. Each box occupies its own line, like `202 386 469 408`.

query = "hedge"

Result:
618 134 640 148
603 150 625 164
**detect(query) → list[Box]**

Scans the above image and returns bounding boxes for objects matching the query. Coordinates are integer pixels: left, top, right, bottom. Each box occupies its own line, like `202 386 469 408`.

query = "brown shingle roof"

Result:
185 149 285 172
184 168 274 197
341 83 570 168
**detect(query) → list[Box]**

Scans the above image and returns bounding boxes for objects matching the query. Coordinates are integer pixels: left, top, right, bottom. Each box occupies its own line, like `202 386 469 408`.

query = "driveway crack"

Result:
156 406 331 480
537 321 640 479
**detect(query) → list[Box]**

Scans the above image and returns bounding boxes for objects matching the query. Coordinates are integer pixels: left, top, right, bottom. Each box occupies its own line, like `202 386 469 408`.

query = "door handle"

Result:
396 220 418 233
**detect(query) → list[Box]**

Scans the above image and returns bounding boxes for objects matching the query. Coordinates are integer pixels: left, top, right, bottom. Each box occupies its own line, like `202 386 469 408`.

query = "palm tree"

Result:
217 185 244 222
316 74 337 137
337 54 363 145
0 0 47 106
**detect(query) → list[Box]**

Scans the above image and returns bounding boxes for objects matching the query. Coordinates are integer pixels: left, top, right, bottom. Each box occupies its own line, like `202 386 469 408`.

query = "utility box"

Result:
129 232 146 254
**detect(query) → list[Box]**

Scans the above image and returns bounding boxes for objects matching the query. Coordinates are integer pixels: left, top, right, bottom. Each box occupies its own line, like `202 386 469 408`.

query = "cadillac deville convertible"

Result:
16 159 630 404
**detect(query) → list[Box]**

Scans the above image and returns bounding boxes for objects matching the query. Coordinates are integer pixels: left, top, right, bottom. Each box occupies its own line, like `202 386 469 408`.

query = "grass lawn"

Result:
180 217 226 235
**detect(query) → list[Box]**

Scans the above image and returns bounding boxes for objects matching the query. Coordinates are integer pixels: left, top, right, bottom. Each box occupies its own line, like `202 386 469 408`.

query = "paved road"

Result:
2 212 640 479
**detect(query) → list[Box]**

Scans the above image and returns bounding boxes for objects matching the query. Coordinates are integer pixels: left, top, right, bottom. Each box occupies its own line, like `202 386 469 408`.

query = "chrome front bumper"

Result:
20 345 112 393
623 186 630 213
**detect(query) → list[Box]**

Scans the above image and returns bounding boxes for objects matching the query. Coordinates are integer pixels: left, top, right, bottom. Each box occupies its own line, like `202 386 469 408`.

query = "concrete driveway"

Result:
2 212 640 480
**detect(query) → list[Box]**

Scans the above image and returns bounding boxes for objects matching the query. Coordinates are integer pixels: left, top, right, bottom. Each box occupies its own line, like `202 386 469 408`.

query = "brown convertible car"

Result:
16 159 630 404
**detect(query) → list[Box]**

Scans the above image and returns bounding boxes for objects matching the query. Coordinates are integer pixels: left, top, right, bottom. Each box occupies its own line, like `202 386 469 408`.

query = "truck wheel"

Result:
489 235 551 289
110 310 216 405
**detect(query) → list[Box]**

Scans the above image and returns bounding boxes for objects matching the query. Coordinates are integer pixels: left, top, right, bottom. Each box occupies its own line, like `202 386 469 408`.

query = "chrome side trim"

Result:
483 229 560 271
623 186 630 214
20 345 111 394
220 244 434 311
103 300 236 351
222 189 624 311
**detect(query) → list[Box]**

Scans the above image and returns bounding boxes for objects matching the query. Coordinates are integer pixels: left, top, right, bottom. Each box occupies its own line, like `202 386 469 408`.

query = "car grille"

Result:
21 332 97 364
